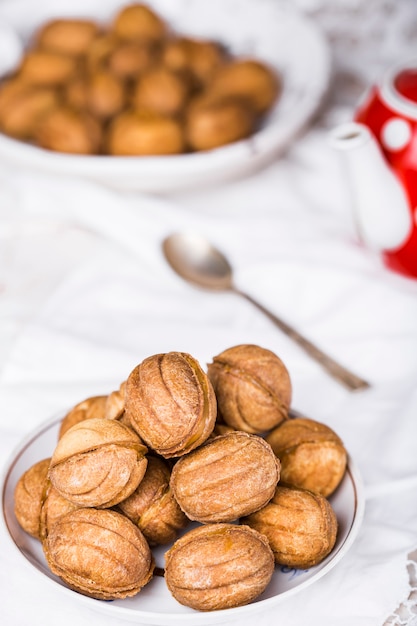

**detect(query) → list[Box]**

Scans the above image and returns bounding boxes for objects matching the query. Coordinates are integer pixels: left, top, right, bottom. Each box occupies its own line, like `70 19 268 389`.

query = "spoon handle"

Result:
237 290 370 391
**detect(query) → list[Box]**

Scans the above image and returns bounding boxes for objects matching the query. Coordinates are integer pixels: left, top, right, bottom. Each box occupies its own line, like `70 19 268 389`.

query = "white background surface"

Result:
1 1 417 625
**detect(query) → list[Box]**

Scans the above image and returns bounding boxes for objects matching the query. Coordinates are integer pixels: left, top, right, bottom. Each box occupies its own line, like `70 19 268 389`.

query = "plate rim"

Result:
1 412 365 625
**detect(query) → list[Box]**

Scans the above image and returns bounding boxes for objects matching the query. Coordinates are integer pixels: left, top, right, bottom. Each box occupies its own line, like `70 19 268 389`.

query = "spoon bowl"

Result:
162 232 370 391
162 232 233 291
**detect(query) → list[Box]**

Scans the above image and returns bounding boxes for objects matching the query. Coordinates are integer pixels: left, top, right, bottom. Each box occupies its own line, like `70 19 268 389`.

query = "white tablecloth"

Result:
1 1 417 625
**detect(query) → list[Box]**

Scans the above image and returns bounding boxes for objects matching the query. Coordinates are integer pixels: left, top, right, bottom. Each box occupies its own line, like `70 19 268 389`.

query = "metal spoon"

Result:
162 232 370 391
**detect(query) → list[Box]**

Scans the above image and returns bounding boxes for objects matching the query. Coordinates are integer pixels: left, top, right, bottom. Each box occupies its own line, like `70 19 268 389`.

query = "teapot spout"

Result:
329 122 412 251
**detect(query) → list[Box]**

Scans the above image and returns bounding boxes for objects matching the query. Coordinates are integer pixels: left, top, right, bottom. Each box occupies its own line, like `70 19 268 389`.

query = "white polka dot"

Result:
381 117 412 151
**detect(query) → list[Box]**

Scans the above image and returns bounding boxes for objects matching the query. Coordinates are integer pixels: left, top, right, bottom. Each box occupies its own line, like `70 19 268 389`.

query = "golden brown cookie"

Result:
207 344 292 433
14 458 50 539
170 431 280 522
49 417 148 508
105 380 127 421
208 58 281 114
39 485 79 540
125 352 217 457
35 19 100 57
84 70 127 120
43 507 154 599
118 455 188 545
165 523 275 611
131 66 191 117
35 106 102 154
266 417 347 497
185 96 256 151
106 109 184 155
17 50 78 86
108 41 156 80
242 483 338 569
0 84 58 140
112 3 167 43
162 37 227 87
59 395 108 439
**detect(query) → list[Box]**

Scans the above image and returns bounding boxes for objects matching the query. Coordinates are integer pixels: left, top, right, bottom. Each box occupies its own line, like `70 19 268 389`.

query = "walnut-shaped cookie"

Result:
165 523 274 611
162 37 228 88
49 417 148 508
17 50 78 86
14 458 50 539
117 455 189 545
0 85 59 140
108 41 155 80
85 70 127 120
208 58 281 114
242 484 338 569
131 66 191 117
35 19 99 57
106 109 185 156
125 352 217 458
266 417 347 497
112 3 167 43
170 431 280 523
58 395 108 438
207 344 292 434
35 106 102 155
43 508 154 600
104 380 126 420
39 485 79 541
185 96 256 151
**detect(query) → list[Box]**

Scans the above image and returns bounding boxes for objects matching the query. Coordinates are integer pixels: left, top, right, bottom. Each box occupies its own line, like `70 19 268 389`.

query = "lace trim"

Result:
383 549 417 625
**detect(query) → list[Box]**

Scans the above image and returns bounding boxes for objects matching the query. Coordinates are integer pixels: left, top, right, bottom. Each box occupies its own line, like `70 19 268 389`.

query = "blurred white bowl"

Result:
0 0 331 192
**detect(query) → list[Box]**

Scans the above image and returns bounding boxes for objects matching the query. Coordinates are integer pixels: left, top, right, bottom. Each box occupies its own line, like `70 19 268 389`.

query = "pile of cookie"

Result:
14 344 347 612
0 3 280 155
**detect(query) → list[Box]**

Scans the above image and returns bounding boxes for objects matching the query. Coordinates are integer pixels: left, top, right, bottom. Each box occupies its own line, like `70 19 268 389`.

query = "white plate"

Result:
0 0 331 192
2 414 365 626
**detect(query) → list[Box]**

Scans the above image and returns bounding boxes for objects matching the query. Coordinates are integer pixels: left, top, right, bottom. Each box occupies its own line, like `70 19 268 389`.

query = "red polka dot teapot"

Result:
331 61 417 278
